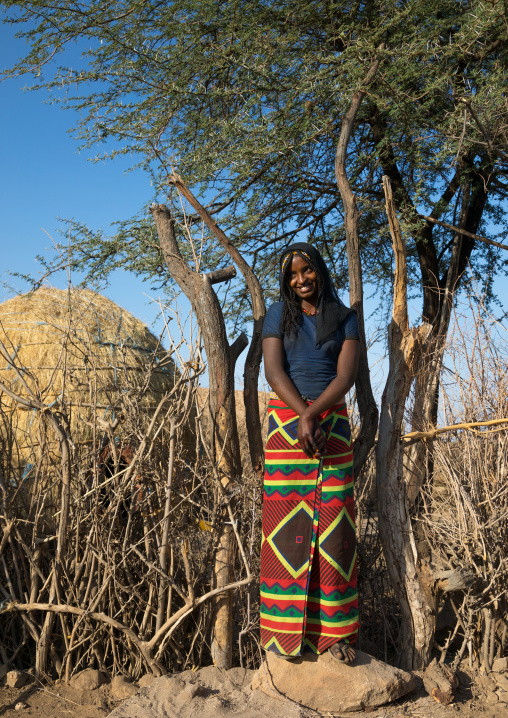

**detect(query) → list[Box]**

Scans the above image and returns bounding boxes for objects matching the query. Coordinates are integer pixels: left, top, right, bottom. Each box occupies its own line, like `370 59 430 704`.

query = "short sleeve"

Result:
262 302 283 339
342 311 360 340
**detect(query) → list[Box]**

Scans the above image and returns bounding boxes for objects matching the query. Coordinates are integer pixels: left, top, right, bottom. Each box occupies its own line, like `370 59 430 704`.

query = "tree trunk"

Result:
151 203 246 668
166 176 266 473
335 50 383 478
376 177 435 669
407 168 491 505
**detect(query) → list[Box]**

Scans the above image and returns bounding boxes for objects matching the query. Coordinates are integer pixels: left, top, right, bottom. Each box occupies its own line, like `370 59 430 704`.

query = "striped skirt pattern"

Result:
260 397 359 656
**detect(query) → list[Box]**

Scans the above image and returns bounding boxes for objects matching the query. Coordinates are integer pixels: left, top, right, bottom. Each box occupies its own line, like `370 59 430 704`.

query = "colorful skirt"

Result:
260 397 359 656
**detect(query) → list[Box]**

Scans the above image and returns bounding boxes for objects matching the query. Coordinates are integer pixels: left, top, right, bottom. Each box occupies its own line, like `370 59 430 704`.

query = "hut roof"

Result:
0 287 175 462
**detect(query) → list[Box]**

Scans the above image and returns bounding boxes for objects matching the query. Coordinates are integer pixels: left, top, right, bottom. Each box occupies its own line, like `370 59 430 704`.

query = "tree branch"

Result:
204 266 237 284
418 214 508 252
229 332 248 367
335 48 384 476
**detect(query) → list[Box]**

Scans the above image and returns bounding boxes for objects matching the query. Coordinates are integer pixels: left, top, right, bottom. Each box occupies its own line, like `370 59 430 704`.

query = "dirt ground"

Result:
0 664 507 718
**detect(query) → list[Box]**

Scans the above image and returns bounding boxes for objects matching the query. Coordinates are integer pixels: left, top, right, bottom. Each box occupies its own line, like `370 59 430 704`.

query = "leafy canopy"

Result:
2 0 508 319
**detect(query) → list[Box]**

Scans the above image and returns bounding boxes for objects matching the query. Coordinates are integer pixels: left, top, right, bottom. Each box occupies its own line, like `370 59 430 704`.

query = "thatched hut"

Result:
0 287 177 478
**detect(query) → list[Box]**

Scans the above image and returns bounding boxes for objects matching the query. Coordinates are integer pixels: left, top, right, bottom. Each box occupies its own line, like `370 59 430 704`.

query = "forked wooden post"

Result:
376 176 435 669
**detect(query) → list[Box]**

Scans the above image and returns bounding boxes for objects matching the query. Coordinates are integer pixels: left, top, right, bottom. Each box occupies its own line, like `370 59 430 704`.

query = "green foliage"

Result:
2 0 508 321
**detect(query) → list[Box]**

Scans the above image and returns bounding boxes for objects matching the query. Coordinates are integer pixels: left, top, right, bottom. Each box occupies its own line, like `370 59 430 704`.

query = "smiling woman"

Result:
260 242 361 664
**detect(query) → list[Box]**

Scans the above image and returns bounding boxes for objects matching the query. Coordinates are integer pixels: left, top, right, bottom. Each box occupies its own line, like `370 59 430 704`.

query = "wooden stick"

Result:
402 417 508 445
4 601 165 676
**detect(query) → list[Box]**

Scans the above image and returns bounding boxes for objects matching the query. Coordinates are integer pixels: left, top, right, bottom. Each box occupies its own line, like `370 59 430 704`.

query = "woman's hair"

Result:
280 249 323 338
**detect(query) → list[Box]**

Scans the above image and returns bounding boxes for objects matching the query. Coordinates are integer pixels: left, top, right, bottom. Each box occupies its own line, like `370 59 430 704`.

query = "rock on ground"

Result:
107 666 309 718
138 674 156 689
493 673 508 693
70 668 108 691
110 675 138 700
493 657 508 673
252 649 416 713
5 672 30 689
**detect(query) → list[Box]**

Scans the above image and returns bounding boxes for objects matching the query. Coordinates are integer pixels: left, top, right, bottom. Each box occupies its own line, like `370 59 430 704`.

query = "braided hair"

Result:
280 249 323 338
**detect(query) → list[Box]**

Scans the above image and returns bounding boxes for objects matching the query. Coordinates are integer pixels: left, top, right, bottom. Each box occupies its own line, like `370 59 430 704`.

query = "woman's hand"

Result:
297 411 326 459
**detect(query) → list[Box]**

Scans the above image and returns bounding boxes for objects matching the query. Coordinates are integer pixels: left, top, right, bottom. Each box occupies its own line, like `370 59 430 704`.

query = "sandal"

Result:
328 641 355 664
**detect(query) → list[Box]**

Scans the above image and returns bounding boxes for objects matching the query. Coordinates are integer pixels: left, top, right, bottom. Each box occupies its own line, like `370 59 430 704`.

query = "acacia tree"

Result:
2 0 508 668
3 0 506 386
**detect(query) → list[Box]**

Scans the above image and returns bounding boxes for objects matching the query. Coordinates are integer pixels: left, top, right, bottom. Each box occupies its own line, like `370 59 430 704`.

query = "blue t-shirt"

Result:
262 302 359 400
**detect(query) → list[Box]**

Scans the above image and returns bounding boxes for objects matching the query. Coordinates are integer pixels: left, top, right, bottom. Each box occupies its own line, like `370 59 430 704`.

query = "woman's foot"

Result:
328 641 355 664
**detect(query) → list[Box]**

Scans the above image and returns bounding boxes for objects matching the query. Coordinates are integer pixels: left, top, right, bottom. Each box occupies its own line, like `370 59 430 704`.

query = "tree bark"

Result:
335 52 383 478
369 110 494 508
376 177 435 669
151 203 243 668
406 166 491 504
167 175 266 473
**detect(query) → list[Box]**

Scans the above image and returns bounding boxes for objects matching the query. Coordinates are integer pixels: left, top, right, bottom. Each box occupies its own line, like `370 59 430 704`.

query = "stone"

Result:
252 649 416 713
493 657 508 673
111 675 139 700
70 668 107 691
14 702 28 711
78 689 109 710
485 690 499 704
138 674 156 689
423 658 459 705
479 673 497 691
493 673 508 692
6 671 30 689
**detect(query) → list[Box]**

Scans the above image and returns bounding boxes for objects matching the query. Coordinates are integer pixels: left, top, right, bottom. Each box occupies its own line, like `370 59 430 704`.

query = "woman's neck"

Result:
300 298 317 315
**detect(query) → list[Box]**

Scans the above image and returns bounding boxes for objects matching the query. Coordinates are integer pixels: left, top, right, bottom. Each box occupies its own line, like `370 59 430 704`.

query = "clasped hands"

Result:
297 410 326 460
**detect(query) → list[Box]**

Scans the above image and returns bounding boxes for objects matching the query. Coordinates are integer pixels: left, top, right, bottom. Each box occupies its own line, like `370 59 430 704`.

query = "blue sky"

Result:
0 26 162 325
0 23 246 387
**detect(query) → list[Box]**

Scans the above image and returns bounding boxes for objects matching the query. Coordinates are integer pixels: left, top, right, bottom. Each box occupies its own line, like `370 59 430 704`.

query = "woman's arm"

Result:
263 337 326 458
263 337 308 415
263 337 360 459
303 339 360 422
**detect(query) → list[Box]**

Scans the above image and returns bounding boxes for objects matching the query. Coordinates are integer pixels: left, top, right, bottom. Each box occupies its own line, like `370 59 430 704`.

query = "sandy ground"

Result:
0 664 507 718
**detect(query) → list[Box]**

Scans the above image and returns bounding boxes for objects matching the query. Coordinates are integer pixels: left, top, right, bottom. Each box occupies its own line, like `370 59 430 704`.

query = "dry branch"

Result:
205 266 237 284
402 417 508 445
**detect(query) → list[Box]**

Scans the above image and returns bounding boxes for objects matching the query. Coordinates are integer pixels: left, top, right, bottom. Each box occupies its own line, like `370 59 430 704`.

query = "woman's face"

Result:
288 254 319 303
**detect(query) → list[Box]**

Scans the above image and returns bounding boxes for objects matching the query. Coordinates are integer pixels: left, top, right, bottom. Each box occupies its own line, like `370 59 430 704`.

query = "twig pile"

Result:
0 295 252 679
